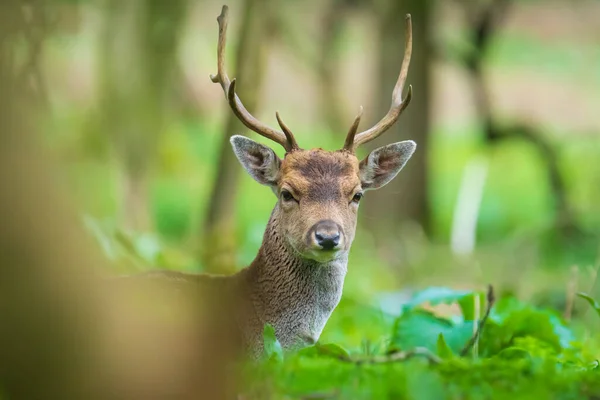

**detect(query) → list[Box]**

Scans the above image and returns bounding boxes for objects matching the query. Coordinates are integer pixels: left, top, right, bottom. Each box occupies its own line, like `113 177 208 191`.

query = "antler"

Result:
343 14 413 152
210 5 299 152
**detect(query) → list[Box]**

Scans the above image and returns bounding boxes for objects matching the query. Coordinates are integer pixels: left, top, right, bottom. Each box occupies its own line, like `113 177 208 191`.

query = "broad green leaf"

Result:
390 309 474 353
483 296 575 355
401 286 486 321
576 292 600 318
436 333 455 359
402 287 474 309
262 324 283 363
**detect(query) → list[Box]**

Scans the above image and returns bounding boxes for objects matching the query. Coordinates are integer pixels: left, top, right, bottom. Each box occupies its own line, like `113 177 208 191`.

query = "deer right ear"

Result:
230 135 281 188
359 140 416 190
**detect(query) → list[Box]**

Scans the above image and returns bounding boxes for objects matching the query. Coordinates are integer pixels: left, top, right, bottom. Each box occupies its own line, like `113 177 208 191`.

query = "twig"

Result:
564 265 579 320
472 291 481 359
460 285 495 357
361 347 441 365
316 344 441 365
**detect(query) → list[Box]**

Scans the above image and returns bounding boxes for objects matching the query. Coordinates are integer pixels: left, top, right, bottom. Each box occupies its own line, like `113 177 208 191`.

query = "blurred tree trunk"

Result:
316 0 348 133
0 88 238 397
201 0 274 274
275 0 358 134
0 5 241 396
0 5 104 398
363 0 431 240
98 0 186 231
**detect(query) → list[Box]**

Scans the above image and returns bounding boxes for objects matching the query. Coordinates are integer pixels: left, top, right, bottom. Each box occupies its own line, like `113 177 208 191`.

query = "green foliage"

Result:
482 296 575 355
262 324 284 364
246 287 600 399
84 215 197 273
576 292 600 318
400 286 485 320
391 309 473 354
41 4 600 396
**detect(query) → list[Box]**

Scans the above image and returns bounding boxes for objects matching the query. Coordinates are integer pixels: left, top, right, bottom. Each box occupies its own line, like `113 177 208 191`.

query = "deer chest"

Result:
267 263 346 349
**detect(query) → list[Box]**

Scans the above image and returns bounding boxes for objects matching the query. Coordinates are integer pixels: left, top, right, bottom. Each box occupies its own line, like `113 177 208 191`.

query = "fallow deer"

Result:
122 5 416 359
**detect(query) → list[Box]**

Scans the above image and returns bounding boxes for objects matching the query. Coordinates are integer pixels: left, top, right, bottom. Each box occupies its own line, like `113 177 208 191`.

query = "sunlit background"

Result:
39 0 599 302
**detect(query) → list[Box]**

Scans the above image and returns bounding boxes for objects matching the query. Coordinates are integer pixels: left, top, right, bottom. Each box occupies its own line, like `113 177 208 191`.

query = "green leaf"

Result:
482 297 575 355
390 309 474 353
401 286 485 321
298 343 352 360
436 333 455 359
495 347 532 361
316 343 350 359
83 215 118 260
576 292 600 318
458 292 486 321
585 360 599 371
262 324 283 363
402 287 472 309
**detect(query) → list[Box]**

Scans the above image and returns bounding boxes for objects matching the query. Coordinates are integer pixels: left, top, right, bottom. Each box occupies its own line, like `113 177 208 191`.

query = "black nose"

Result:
313 220 341 250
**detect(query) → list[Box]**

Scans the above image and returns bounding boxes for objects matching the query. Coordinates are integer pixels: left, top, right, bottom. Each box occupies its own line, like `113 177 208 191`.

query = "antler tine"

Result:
275 111 299 150
210 5 297 152
348 14 413 150
343 106 363 151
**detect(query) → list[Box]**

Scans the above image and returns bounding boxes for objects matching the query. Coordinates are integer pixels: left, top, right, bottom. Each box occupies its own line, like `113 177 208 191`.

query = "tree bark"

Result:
201 0 274 273
316 0 348 133
0 3 242 398
98 0 186 231
362 0 431 240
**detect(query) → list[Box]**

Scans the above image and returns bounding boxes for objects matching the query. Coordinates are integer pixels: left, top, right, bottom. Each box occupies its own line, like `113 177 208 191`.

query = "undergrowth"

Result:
247 287 600 399
85 218 600 399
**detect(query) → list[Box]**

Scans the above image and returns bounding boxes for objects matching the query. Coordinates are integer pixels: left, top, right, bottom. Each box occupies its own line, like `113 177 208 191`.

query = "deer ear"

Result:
230 135 281 187
359 141 416 190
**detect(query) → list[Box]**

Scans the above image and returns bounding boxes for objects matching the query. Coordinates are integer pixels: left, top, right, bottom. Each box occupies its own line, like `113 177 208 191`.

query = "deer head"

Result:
210 5 416 263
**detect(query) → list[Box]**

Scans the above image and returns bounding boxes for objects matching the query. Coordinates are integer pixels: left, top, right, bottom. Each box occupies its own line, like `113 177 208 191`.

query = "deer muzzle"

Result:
308 220 343 254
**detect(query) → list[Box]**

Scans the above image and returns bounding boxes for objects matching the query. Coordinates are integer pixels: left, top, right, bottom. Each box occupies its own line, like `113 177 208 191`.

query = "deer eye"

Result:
352 192 364 204
281 190 296 203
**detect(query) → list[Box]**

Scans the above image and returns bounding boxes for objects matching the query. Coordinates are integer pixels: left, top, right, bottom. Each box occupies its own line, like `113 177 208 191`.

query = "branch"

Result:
18 1 49 109
444 0 512 72
460 285 496 357
363 347 442 365
488 123 579 234
315 344 441 365
449 0 579 237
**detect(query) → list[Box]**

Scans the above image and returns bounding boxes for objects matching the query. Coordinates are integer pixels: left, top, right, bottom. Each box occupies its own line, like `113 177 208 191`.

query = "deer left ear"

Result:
359 141 416 190
230 135 281 189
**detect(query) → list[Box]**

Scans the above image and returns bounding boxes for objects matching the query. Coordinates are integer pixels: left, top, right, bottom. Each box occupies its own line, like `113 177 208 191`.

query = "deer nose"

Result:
313 220 341 251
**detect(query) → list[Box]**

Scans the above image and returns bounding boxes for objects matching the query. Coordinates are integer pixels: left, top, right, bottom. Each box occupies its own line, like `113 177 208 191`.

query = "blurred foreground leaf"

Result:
576 292 600 318
263 324 283 363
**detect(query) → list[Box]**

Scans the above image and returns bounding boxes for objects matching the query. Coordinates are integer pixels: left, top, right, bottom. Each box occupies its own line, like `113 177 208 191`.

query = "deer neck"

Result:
243 208 348 349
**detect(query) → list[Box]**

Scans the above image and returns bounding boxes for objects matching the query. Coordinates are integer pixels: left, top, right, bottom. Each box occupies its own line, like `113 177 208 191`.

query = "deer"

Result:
116 5 416 360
